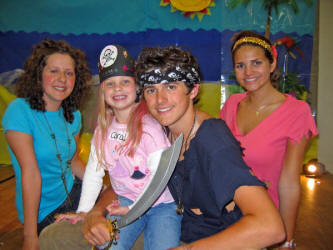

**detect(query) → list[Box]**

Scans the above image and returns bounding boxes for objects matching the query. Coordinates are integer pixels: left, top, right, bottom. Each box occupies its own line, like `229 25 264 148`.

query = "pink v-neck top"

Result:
220 92 318 207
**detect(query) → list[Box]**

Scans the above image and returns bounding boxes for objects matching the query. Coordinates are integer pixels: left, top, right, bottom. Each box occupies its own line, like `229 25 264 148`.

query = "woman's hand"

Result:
54 212 87 224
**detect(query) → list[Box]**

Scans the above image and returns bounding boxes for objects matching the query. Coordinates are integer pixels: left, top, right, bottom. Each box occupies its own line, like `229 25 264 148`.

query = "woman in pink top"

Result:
220 31 318 249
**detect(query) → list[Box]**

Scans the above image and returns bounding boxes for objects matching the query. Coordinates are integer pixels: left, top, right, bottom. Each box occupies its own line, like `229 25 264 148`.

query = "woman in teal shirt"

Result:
2 39 91 250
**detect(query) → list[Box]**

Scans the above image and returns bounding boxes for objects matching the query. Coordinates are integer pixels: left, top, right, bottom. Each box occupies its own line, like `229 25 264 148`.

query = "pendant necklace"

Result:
174 109 197 215
255 101 281 117
255 104 268 116
43 111 73 207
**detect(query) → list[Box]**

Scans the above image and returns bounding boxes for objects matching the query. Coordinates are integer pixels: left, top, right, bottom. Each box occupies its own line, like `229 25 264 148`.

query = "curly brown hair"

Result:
16 39 91 123
231 30 280 86
136 46 201 96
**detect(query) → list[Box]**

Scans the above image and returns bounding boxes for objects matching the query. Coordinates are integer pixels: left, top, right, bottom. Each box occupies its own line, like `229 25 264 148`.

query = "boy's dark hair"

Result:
136 46 202 100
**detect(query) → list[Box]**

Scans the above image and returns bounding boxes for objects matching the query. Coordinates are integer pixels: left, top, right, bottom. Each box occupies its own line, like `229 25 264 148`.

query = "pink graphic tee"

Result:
77 114 173 213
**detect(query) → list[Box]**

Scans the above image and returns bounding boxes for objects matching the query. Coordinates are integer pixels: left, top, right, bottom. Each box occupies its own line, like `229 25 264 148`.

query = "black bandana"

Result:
138 66 200 87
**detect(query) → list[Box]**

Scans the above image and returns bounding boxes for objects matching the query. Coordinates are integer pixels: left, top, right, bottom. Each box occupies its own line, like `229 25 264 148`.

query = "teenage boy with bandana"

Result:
135 46 285 249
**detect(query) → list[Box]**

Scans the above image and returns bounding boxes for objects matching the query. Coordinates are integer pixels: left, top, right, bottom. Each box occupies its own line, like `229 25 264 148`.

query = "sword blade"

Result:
116 133 183 228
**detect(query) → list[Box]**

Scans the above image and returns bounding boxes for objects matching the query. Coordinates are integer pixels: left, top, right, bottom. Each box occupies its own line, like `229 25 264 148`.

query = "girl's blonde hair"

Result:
93 80 147 169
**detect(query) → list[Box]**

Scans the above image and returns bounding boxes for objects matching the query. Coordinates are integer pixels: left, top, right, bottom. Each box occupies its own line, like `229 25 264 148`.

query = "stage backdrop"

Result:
0 0 317 163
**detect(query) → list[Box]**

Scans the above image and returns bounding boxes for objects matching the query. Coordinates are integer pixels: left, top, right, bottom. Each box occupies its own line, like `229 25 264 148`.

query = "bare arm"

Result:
70 133 86 180
178 186 285 250
278 136 309 247
82 185 118 246
6 130 41 250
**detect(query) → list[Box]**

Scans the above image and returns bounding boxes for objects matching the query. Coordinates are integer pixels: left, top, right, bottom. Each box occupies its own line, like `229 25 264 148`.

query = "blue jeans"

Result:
98 196 182 250
38 178 82 235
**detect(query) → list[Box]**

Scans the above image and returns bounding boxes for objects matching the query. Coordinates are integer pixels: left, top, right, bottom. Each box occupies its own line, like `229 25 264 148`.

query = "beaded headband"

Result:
232 37 274 59
138 66 200 88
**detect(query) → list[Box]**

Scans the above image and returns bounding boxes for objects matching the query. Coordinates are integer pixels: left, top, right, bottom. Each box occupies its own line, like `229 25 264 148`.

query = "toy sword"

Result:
103 133 183 247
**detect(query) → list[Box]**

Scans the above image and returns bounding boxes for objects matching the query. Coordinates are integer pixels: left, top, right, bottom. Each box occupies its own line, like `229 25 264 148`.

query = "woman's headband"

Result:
138 66 200 88
232 37 276 59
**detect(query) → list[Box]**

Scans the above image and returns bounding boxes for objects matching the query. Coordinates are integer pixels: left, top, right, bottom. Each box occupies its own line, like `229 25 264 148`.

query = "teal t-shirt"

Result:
2 98 81 223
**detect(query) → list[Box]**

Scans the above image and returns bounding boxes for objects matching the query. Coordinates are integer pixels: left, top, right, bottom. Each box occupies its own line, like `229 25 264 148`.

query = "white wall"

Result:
318 0 333 173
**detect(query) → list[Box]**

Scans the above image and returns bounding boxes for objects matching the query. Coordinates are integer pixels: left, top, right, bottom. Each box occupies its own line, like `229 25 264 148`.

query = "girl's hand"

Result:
106 200 130 216
54 212 87 224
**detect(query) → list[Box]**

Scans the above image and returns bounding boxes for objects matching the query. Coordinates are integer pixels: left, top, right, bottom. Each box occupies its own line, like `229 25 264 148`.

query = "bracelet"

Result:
282 239 296 248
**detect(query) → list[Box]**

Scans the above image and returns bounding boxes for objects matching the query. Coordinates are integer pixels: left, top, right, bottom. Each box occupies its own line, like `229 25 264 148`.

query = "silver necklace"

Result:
43 112 73 207
172 109 197 215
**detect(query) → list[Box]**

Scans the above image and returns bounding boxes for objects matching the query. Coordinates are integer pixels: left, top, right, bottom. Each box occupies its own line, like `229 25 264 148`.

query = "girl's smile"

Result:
103 76 138 123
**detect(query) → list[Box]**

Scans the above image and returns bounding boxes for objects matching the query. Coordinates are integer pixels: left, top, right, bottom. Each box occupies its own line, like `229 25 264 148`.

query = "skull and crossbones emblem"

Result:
100 45 118 68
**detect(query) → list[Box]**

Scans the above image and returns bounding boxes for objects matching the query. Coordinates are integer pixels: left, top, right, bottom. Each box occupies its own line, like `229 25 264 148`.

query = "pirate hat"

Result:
98 44 135 83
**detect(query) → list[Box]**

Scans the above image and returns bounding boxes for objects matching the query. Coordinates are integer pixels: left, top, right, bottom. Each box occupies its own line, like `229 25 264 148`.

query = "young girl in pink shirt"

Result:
220 31 318 249
55 44 181 250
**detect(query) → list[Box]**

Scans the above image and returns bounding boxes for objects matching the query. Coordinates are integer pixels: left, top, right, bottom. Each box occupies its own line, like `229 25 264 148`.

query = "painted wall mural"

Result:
0 0 317 163
0 0 316 81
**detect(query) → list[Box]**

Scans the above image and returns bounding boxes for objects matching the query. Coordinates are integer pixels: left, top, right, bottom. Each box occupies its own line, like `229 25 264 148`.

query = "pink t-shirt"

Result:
103 114 173 204
220 93 318 208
